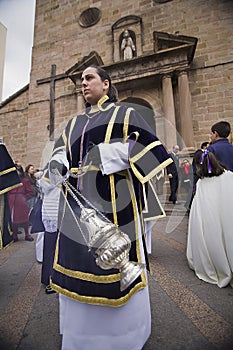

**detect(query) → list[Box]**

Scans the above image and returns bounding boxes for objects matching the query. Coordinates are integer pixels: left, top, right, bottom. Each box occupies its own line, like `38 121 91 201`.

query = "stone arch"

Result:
121 97 156 132
119 90 166 144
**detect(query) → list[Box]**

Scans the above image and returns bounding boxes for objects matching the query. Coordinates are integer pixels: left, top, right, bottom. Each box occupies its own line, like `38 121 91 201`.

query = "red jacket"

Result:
180 162 191 176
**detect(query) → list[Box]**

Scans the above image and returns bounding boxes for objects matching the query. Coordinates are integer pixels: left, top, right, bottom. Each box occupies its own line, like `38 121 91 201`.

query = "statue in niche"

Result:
121 30 136 60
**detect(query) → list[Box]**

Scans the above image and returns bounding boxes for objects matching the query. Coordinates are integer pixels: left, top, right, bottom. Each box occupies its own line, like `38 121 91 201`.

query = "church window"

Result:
79 8 101 28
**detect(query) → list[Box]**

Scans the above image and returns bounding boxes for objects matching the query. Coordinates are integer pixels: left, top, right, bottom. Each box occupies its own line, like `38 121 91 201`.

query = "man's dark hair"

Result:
84 65 118 109
211 121 231 138
90 65 118 103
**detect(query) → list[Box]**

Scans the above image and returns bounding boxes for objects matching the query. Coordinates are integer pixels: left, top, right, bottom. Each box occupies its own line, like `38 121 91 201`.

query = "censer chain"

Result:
52 168 90 245
66 177 115 226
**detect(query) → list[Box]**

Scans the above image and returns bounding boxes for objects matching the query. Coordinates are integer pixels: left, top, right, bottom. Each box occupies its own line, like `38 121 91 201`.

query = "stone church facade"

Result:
0 0 233 169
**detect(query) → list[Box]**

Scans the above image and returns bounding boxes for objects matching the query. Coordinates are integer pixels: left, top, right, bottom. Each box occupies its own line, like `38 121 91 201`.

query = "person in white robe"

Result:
187 150 233 288
39 170 60 293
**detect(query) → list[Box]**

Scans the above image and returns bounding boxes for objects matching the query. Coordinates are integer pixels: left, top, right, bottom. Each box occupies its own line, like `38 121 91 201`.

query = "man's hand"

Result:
50 160 67 176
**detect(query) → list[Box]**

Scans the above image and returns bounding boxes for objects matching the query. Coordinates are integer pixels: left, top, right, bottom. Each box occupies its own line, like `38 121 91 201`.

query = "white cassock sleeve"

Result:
98 142 130 175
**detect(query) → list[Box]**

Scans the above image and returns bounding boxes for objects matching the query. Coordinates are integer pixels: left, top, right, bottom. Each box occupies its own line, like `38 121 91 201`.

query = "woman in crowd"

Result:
187 150 233 288
49 65 172 350
8 165 34 242
25 164 40 220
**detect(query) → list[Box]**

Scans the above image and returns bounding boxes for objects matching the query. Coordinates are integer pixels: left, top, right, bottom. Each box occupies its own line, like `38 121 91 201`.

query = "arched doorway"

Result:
121 97 156 132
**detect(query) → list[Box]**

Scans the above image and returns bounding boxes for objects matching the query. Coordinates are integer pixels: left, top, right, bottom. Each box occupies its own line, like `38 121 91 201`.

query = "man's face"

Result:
210 130 218 144
81 67 109 106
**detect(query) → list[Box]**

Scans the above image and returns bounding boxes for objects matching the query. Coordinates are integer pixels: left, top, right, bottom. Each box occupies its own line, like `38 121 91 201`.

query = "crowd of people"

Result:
0 146 42 245
187 121 233 289
1 65 233 349
164 121 233 292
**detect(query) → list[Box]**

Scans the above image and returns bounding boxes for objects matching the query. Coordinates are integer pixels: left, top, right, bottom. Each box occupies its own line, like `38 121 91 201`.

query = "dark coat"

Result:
208 138 233 172
0 143 21 248
50 103 172 306
167 152 179 177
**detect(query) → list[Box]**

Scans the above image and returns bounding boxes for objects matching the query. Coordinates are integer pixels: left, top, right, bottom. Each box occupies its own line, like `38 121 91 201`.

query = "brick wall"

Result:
0 88 29 167
0 0 232 167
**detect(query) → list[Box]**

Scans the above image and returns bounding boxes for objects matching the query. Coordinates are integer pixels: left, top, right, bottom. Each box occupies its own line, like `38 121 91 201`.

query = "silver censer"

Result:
80 207 145 291
56 172 146 293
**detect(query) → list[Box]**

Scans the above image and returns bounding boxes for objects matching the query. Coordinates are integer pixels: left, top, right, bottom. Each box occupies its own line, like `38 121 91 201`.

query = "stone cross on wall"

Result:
37 65 67 141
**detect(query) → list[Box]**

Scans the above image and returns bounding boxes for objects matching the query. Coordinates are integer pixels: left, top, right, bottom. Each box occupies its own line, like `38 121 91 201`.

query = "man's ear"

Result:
103 79 109 90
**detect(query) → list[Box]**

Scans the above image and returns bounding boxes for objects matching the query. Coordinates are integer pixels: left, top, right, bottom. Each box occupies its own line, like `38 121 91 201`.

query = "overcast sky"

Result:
0 0 36 101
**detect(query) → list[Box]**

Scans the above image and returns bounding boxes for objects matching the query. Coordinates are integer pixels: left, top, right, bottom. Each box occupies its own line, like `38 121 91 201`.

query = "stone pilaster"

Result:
177 71 195 152
76 79 85 114
162 74 177 151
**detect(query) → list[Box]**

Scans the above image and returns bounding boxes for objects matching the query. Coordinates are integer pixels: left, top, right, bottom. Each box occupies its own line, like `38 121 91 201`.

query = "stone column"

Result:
178 71 194 151
76 78 85 114
162 74 177 151
77 90 84 114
